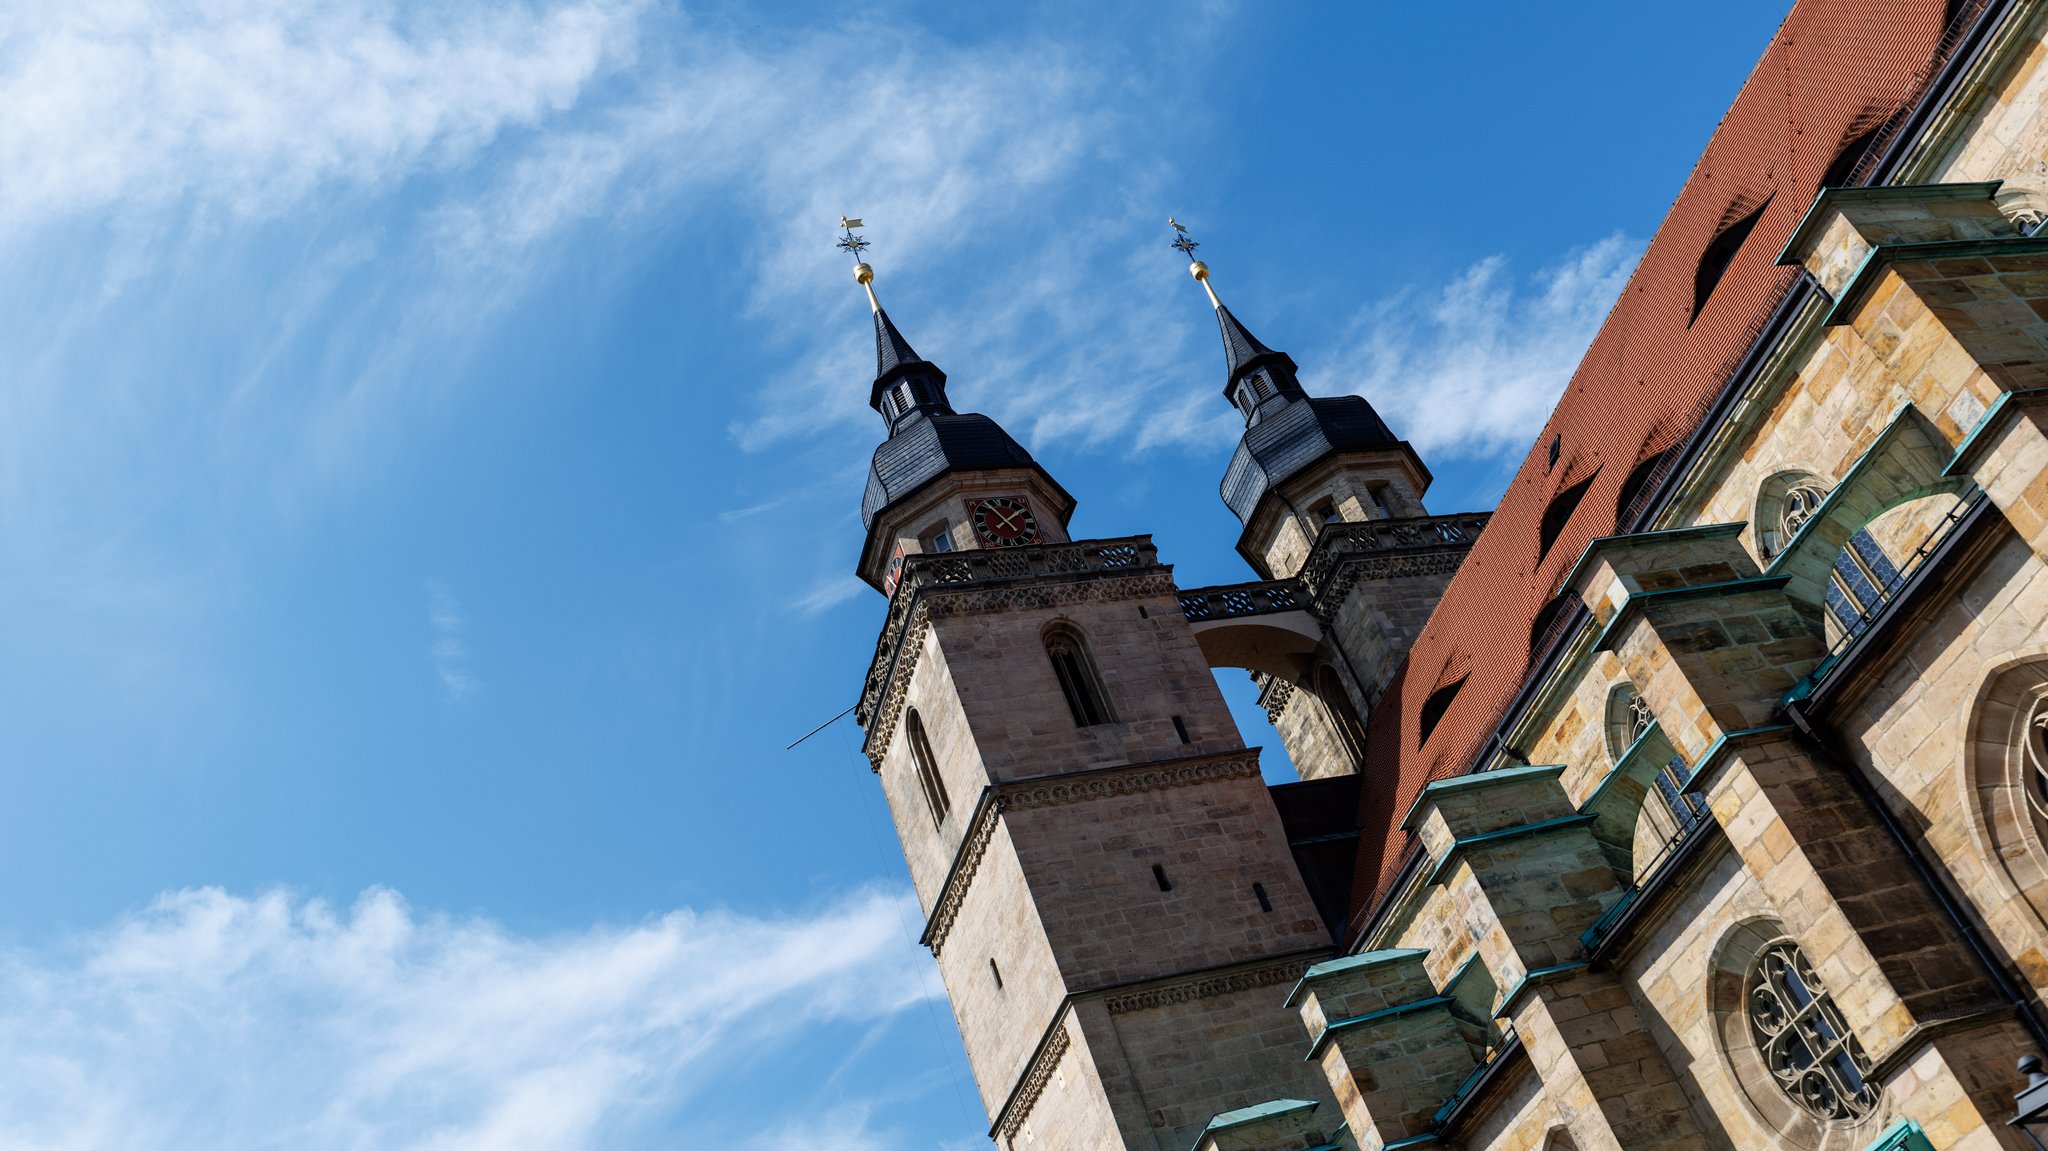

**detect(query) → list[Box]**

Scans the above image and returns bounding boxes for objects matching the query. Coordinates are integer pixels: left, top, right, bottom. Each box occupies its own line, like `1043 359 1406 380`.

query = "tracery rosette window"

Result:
1746 939 1877 1120
2024 697 2048 836
1779 483 1828 543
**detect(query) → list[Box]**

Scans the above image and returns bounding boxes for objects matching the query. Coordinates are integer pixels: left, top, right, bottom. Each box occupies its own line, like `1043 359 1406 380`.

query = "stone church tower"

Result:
845 248 1461 1149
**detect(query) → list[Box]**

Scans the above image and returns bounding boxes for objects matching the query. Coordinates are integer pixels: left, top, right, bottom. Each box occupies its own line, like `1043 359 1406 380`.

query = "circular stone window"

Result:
1746 939 1877 1121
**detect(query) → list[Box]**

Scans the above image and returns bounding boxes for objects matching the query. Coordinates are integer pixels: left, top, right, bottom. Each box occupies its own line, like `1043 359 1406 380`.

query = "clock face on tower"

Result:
970 495 1040 547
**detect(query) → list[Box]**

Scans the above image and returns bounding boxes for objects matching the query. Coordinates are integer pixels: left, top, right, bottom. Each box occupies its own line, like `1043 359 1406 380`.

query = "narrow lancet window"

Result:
1045 626 1116 727
905 709 950 828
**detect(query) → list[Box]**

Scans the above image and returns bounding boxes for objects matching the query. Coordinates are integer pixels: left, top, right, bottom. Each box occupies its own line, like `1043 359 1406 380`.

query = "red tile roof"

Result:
1346 0 1971 935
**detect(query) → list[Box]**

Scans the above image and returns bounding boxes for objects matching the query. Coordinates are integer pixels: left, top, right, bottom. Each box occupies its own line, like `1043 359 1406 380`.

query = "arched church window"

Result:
1604 682 1656 762
2022 694 2048 836
905 709 951 828
1968 660 2048 926
1746 938 1877 1120
1316 665 1367 766
1045 626 1116 727
1780 483 1828 543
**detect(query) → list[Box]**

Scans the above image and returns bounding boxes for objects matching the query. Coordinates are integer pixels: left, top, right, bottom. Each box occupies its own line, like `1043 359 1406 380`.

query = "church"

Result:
842 0 2048 1147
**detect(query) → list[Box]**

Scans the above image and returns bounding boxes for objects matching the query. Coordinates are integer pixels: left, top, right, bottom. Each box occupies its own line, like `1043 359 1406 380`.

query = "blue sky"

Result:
0 1 1793 1146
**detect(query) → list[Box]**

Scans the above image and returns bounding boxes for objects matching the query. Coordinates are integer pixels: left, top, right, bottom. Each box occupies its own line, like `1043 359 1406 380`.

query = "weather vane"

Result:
838 215 880 309
837 216 870 262
1169 216 1222 306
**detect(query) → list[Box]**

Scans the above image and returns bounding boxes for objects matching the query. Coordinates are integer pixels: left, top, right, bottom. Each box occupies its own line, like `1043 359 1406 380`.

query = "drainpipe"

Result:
1783 699 2048 1053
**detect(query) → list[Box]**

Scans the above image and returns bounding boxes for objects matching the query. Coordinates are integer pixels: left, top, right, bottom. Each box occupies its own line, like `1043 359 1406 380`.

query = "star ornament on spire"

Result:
1169 216 1222 307
837 216 871 262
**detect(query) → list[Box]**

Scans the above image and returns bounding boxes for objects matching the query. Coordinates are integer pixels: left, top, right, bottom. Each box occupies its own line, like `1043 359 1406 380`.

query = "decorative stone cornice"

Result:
921 750 1265 957
1100 954 1313 1015
920 796 1001 957
855 537 1172 770
1296 512 1489 623
997 1024 1071 1143
998 749 1263 813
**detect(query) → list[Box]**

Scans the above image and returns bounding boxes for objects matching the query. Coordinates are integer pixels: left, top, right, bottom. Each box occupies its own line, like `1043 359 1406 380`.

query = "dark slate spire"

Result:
1214 303 1278 382
1169 218 1406 529
873 305 925 382
839 233 1067 545
1187 259 1306 422
856 262 953 428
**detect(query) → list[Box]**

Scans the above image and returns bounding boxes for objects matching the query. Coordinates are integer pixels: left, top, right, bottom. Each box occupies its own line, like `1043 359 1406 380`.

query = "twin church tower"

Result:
845 223 1479 1149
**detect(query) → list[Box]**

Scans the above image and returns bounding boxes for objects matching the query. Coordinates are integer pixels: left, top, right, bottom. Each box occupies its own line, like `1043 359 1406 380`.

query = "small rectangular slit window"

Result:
989 958 1004 990
1152 864 1172 892
1253 882 1273 912
1171 715 1190 743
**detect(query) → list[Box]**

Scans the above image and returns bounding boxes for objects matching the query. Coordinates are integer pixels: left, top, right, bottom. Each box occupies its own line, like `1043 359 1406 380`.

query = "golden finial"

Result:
838 216 879 311
1170 217 1222 308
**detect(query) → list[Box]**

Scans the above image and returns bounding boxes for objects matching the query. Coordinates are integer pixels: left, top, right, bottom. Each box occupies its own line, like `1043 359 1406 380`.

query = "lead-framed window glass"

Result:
1746 939 1876 1121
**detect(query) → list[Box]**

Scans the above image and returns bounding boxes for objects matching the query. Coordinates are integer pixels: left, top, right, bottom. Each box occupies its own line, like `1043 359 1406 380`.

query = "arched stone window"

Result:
905 709 950 828
1604 681 1655 762
1712 921 1881 1141
1755 469 1918 642
1969 658 2048 928
1315 665 1367 767
1045 624 1116 727
1755 471 1833 559
1746 939 1877 1120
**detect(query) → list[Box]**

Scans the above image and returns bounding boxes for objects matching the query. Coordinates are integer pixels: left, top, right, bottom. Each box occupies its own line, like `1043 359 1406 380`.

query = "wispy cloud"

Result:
1312 233 1642 463
427 583 479 701
0 886 931 1150
794 575 865 619
0 0 646 233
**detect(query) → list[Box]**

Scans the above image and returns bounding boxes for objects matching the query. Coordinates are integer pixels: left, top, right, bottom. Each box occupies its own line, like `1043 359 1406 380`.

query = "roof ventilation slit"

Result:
1418 674 1468 748
1690 196 1772 326
1536 467 1601 567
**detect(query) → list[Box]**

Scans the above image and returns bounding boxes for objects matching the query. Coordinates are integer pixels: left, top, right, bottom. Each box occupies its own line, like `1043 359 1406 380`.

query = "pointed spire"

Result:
871 294 924 381
839 217 952 427
1169 218 1304 418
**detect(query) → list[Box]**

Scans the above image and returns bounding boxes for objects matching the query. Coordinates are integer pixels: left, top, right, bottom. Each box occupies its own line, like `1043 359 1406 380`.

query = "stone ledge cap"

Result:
1824 233 2048 327
1424 813 1598 887
1558 521 1750 605
1398 762 1568 831
1776 181 2003 267
1944 386 2048 478
1306 994 1455 1060
1589 576 1793 654
1284 948 1430 1007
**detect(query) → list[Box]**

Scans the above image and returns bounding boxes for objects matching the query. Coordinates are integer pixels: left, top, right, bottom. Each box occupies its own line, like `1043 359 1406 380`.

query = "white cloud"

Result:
428 582 479 701
0 0 646 232
1311 233 1642 462
794 575 865 618
0 886 932 1150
